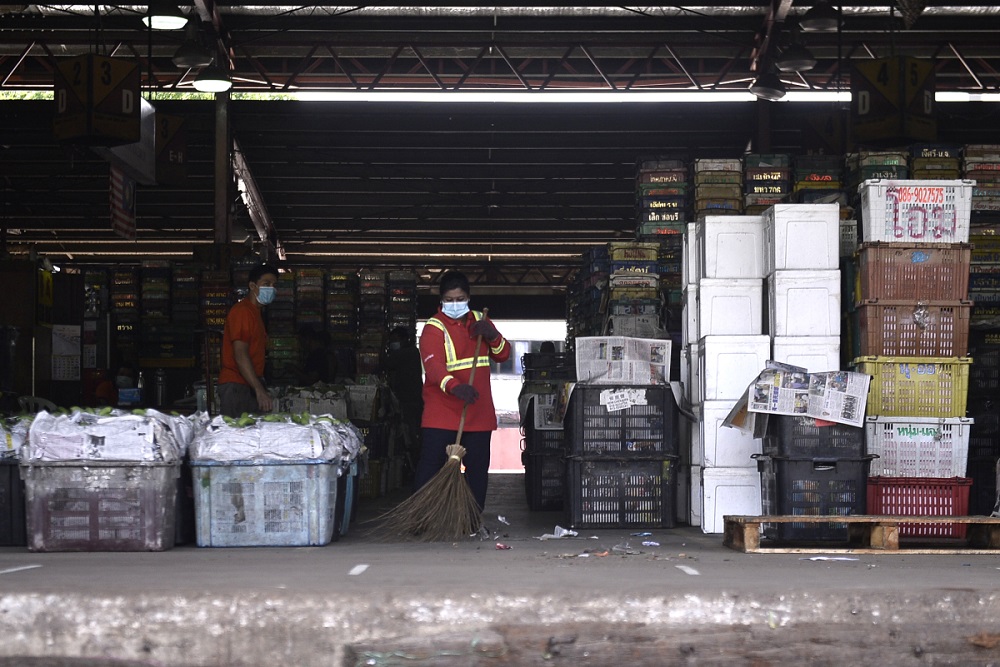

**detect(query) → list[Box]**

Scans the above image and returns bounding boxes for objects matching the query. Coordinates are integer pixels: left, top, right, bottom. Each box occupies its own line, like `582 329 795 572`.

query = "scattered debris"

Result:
495 543 512 550
497 515 510 526
641 541 660 547
536 525 579 540
800 556 860 562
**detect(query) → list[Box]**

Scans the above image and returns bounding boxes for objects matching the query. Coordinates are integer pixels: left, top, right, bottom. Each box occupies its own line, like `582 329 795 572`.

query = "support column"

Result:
213 91 231 249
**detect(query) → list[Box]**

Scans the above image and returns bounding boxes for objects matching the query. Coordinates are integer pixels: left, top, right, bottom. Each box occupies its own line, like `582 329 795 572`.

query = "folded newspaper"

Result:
724 361 871 432
575 336 670 385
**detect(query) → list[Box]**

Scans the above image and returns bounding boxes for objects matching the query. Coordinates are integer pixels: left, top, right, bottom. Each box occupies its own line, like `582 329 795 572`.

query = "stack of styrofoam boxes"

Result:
743 154 791 216
684 215 769 533
693 158 743 219
854 178 976 538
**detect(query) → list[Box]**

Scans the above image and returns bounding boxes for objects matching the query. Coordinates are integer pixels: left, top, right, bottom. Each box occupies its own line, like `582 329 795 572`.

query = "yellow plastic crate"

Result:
853 356 971 418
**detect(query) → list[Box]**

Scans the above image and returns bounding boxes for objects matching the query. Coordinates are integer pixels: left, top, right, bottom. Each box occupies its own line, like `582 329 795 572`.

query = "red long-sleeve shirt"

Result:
419 308 510 431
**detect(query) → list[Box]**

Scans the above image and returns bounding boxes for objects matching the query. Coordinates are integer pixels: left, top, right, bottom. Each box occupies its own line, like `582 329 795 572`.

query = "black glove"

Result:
469 318 499 340
451 383 479 404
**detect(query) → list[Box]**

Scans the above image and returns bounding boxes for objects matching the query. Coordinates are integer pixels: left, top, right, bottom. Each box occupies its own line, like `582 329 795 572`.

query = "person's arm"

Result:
233 339 272 412
420 324 459 396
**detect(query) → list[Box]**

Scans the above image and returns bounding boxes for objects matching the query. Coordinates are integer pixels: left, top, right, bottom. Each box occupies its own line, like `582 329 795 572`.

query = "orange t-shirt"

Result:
218 296 267 386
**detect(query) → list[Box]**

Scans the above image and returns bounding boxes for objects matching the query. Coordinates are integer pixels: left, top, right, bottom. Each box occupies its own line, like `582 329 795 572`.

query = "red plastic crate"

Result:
856 242 971 302
856 300 971 357
866 476 972 538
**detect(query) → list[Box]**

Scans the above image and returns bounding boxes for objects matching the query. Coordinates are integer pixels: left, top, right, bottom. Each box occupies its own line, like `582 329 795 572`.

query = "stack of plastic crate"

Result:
853 177 976 538
294 268 325 333
636 158 689 234
171 264 201 329
265 270 298 386
110 267 140 364
520 355 574 511
743 154 791 215
693 157 743 218
964 144 1000 217
682 214 770 533
603 241 665 339
793 154 845 204
199 269 231 383
325 270 358 376
356 270 386 377
909 143 962 180
758 203 852 540
387 270 418 336
563 382 680 529
845 150 909 192
141 261 194 369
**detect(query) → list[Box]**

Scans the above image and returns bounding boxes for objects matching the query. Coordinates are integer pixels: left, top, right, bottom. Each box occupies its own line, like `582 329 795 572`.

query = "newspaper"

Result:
575 336 671 385
744 361 870 428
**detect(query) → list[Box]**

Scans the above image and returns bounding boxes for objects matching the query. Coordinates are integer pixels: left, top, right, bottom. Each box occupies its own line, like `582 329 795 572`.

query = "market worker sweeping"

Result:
217 262 279 418
416 270 510 510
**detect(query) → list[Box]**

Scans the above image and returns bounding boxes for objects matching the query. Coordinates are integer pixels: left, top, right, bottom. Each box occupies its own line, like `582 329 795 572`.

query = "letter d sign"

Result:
122 89 133 114
857 90 870 115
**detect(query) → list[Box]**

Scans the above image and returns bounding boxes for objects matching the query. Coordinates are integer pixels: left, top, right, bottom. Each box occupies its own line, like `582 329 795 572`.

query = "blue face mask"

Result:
441 301 470 319
256 285 276 305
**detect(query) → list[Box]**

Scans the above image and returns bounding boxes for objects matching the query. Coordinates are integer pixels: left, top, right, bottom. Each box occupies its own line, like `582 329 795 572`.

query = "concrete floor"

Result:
2 473 1000 666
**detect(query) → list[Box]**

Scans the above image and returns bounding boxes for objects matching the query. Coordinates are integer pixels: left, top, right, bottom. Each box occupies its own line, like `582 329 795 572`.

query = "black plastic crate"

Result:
524 366 576 382
967 456 999 516
524 424 565 453
0 459 26 547
523 352 573 370
522 451 565 512
565 456 677 529
762 415 865 458
566 385 679 457
967 401 1000 460
757 455 871 542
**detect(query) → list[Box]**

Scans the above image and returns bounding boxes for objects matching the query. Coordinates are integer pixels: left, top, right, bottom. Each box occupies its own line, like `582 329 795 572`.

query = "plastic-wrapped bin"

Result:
191 459 337 547
757 455 871 542
768 270 841 337
858 179 973 243
565 385 678 457
866 476 972 538
856 242 971 302
764 415 866 459
565 456 677 529
21 461 178 552
854 356 971 417
0 459 26 547
865 416 972 477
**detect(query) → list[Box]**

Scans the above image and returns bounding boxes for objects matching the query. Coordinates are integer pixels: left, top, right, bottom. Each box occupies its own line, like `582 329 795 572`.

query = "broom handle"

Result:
454 307 488 446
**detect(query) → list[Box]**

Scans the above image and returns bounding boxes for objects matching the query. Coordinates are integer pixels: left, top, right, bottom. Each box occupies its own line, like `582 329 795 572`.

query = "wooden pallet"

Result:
724 514 1000 554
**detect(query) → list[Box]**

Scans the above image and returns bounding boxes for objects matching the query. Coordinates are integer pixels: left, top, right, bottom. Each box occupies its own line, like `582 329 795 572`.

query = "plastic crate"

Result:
523 451 565 511
21 461 179 552
855 300 971 357
565 385 678 457
764 415 866 459
608 241 661 263
858 179 974 243
857 243 970 303
191 459 337 547
565 456 677 529
757 455 871 542
0 459 26 547
522 352 573 370
523 415 566 453
968 334 1000 392
854 356 971 417
865 416 973 477
866 476 972 538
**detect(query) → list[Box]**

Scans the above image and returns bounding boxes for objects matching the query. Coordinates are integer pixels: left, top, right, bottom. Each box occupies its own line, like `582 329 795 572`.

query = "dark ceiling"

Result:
2 3 1000 286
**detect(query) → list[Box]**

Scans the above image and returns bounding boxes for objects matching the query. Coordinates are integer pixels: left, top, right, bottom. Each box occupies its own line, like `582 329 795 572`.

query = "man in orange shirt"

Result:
417 270 510 510
217 263 279 417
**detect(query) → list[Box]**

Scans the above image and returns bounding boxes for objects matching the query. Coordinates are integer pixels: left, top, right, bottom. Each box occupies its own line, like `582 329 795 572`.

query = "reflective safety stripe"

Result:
426 313 493 377
490 338 507 355
439 374 455 392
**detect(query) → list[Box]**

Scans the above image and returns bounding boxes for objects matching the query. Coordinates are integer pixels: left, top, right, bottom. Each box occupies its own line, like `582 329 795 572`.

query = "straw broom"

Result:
370 310 488 541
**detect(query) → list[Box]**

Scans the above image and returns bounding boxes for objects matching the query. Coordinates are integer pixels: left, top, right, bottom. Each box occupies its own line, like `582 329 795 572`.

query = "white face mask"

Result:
441 301 470 319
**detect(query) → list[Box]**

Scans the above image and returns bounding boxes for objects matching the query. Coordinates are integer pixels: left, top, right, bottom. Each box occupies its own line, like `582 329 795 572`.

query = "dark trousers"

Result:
416 428 492 510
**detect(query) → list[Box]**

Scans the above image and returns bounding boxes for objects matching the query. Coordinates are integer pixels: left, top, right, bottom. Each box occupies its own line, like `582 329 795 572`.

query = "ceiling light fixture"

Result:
800 1 841 32
775 42 817 72
749 71 787 101
172 22 214 68
142 0 187 30
193 63 232 92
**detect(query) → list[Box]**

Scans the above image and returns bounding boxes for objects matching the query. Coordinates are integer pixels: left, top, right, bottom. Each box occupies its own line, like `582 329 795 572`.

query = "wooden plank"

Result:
725 515 1000 525
732 546 1000 555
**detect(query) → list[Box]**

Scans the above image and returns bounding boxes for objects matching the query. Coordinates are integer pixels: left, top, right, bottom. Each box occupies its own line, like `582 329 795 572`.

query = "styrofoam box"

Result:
689 341 705 405
763 203 840 274
771 336 841 372
697 400 762 467
689 465 703 527
697 335 771 402
675 463 691 525
680 344 692 400
684 222 701 286
858 179 973 244
697 278 763 336
694 465 763 534
697 215 766 279
768 270 841 337
682 285 698 346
